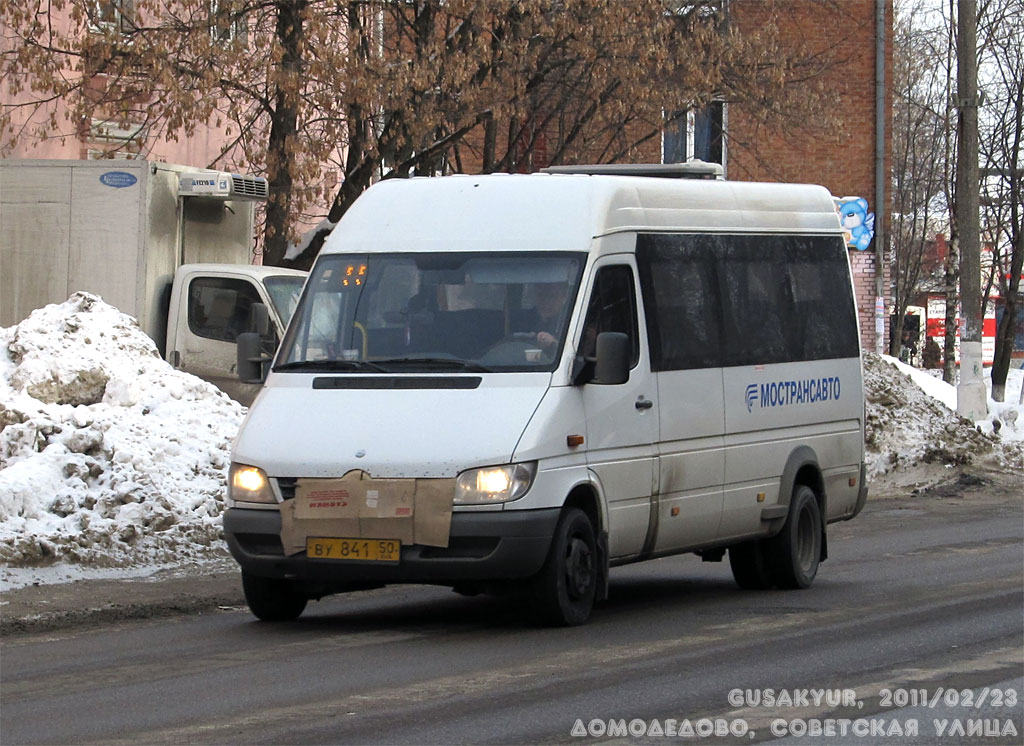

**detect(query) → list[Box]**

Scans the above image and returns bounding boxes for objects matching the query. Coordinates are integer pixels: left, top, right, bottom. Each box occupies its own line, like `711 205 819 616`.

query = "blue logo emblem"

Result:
745 384 759 413
99 171 138 188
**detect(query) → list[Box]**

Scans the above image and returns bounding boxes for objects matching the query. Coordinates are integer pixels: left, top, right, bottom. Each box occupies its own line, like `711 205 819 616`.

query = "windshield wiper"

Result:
373 357 492 373
274 359 386 373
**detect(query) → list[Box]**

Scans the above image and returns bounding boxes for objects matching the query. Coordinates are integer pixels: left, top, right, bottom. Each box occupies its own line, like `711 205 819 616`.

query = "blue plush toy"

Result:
838 197 875 251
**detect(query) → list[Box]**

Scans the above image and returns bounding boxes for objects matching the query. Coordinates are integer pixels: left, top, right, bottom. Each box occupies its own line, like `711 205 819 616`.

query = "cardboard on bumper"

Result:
279 470 455 555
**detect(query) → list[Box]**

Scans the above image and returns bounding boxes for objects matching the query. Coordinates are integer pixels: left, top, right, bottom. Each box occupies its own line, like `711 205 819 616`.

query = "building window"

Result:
662 101 725 167
89 1 134 34
87 118 146 157
210 0 247 46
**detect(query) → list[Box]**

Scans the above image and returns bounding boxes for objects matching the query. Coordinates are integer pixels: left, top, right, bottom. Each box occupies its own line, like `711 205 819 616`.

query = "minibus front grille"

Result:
312 376 482 390
274 477 297 501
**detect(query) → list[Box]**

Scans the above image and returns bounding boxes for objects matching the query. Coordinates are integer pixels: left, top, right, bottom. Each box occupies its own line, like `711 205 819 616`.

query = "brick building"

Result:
659 0 894 353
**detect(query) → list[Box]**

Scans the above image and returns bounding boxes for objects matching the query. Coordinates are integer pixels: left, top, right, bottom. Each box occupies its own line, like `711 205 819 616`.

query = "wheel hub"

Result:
565 537 594 599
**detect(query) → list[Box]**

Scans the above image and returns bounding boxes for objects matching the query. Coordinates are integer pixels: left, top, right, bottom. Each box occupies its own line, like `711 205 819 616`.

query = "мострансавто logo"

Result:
745 377 841 413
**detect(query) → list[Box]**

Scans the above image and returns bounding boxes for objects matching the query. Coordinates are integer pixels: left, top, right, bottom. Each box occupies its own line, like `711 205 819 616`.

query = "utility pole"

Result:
955 0 987 420
874 0 886 355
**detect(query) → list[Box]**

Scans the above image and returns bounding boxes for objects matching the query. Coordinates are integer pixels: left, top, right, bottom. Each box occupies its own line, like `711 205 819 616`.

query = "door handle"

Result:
635 397 654 410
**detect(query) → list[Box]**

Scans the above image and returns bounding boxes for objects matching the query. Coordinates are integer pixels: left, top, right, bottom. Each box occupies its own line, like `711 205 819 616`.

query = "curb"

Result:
0 567 244 636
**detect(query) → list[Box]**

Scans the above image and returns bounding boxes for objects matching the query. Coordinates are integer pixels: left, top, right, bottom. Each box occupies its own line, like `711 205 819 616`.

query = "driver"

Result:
530 282 568 352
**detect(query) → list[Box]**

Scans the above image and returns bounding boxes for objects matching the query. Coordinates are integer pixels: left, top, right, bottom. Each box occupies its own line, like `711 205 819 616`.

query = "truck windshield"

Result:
263 276 306 325
277 252 585 372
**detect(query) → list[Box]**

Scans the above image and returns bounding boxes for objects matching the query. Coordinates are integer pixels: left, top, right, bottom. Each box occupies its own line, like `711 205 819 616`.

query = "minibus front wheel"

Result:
242 571 308 622
532 508 598 626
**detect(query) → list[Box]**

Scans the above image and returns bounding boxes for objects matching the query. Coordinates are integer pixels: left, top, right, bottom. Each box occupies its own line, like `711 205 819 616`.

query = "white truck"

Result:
0 159 307 404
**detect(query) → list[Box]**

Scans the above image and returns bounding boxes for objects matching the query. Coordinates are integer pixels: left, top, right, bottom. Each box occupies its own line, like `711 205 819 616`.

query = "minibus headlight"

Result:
228 463 276 505
454 462 537 504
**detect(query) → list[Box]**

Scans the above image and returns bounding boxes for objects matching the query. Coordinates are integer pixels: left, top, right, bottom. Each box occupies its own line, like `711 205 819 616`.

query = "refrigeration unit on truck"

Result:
0 159 307 404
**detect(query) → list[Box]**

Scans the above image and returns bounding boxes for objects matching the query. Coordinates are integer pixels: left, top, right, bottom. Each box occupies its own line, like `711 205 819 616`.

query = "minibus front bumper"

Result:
223 506 561 587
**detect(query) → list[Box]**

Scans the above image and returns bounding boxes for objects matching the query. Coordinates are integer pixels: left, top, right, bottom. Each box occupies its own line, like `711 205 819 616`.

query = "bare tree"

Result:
977 0 1024 401
2 1 841 269
891 1 953 358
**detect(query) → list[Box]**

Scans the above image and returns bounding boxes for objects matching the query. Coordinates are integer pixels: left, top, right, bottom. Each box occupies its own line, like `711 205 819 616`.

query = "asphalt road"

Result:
2 484 1022 746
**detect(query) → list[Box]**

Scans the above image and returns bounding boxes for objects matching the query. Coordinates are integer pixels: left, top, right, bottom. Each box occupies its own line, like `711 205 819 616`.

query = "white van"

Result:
225 165 867 626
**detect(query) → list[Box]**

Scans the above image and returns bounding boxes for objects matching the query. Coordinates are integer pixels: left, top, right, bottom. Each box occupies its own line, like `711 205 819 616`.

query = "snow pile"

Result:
863 353 1024 479
0 293 244 570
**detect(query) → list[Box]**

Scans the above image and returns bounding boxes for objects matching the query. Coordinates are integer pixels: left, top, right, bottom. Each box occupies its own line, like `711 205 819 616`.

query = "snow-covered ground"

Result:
1 295 1022 591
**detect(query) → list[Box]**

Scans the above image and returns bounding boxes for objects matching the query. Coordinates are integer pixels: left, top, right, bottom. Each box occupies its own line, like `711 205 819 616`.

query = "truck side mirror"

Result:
248 302 271 338
237 332 271 384
593 332 630 385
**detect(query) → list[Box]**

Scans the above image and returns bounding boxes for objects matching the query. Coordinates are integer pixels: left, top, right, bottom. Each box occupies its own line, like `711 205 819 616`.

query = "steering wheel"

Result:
480 334 545 366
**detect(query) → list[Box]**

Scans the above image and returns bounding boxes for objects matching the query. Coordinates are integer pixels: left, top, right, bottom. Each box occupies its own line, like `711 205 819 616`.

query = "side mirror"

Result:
248 302 271 338
593 332 630 385
237 332 271 384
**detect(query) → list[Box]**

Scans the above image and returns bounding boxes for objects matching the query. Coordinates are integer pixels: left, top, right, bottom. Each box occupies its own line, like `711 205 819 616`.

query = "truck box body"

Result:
1 159 256 350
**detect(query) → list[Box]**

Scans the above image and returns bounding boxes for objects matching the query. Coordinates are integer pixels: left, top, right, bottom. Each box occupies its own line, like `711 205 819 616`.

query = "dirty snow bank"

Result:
0 293 244 576
863 352 1024 480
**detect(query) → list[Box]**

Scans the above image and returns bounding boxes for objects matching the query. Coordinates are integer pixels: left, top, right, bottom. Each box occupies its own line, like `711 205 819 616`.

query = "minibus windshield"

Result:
277 252 586 373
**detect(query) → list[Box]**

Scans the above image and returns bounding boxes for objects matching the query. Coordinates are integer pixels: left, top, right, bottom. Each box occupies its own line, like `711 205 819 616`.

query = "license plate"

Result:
306 537 400 562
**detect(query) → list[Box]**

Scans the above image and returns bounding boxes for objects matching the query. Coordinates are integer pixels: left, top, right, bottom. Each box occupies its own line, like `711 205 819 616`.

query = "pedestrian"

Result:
922 337 941 369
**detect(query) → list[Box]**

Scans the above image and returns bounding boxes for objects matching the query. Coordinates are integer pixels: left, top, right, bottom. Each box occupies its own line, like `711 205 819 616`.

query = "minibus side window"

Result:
580 265 640 367
637 233 858 369
783 236 860 360
636 235 722 371
718 235 859 365
718 248 791 366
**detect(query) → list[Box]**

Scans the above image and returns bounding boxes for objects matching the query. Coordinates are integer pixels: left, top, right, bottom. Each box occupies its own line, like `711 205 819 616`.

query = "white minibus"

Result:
226 165 867 625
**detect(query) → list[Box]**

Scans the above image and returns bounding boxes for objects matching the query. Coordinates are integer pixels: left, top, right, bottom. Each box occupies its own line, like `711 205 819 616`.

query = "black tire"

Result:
767 485 822 589
242 571 308 621
532 508 598 626
728 539 774 590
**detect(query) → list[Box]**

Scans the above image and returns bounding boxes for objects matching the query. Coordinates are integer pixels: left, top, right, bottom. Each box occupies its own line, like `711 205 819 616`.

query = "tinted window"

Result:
637 233 859 370
580 265 640 367
636 235 720 370
187 277 263 343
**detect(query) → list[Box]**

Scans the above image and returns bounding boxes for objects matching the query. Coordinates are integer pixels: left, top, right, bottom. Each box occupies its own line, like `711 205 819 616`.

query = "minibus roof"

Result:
321 173 843 255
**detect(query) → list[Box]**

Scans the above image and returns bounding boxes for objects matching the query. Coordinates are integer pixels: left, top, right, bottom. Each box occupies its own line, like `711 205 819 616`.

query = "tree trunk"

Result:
943 236 960 383
262 1 308 267
990 228 1023 401
890 312 905 359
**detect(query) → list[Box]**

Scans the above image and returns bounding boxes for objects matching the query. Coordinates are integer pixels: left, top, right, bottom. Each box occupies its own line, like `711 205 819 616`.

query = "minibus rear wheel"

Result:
768 485 822 589
533 508 597 626
242 571 308 621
